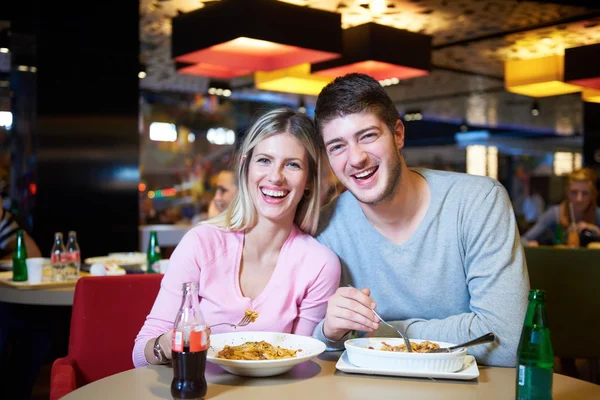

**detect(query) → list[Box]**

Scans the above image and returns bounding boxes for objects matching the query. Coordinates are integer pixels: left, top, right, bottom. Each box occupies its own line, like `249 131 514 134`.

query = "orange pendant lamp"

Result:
311 22 432 81
172 0 342 79
254 63 334 96
505 55 582 98
582 89 600 103
565 43 600 100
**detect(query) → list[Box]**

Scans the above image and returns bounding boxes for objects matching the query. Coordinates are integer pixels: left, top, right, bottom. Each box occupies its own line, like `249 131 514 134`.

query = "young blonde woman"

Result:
133 108 341 367
522 167 600 246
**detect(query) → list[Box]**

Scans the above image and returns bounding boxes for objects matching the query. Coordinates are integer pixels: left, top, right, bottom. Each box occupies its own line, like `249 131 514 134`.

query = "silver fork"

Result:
427 332 496 353
347 284 413 352
371 308 413 353
209 312 254 329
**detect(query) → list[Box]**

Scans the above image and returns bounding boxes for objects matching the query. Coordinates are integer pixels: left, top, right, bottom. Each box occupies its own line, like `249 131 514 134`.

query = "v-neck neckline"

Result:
233 225 298 307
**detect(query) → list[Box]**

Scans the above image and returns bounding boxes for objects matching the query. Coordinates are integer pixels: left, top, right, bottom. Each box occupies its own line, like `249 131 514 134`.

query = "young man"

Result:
312 73 529 367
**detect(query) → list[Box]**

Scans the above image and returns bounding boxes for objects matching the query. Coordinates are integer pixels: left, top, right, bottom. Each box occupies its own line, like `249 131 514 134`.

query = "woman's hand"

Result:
576 221 600 235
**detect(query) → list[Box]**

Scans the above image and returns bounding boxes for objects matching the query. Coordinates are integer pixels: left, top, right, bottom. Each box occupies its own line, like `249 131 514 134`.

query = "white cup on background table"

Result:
26 258 45 284
159 259 169 274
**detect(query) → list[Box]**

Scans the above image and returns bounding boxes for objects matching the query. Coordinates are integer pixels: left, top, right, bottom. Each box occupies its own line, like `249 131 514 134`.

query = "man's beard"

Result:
352 153 403 206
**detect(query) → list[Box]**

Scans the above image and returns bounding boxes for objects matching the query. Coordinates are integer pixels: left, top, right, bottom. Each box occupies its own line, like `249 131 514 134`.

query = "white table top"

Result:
0 284 75 306
62 352 600 400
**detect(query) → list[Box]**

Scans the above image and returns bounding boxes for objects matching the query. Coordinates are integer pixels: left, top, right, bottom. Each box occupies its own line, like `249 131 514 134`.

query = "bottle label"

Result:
518 365 525 386
51 254 68 264
189 328 208 352
150 262 160 273
516 363 553 398
64 251 81 262
172 330 184 352
172 327 208 352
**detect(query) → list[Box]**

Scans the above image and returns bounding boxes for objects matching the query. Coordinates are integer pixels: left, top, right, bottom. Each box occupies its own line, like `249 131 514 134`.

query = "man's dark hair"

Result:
314 73 400 137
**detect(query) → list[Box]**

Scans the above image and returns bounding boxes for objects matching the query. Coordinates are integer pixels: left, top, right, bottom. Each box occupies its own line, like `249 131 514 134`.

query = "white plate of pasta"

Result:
207 332 326 377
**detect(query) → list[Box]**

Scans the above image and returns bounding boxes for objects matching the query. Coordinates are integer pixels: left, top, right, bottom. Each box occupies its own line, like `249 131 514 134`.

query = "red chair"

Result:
50 274 162 399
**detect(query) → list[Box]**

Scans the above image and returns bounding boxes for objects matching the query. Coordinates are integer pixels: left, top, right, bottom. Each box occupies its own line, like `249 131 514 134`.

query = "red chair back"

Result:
67 274 162 386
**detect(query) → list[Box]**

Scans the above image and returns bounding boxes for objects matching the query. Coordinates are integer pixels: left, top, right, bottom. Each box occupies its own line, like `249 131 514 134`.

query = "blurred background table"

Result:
0 284 75 306
0 271 91 306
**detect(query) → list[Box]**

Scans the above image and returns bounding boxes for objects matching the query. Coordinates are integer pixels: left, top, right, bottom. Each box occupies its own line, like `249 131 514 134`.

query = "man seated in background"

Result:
192 169 238 224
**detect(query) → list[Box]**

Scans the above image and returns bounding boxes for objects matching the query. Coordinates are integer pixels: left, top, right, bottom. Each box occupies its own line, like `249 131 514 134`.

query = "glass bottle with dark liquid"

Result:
171 282 209 400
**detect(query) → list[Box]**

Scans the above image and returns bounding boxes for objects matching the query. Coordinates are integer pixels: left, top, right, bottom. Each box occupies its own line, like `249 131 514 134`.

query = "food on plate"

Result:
244 309 259 323
216 340 300 360
369 340 441 353
89 263 126 276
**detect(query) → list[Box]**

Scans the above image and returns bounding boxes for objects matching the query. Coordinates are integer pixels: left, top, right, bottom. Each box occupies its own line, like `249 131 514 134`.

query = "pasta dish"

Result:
216 340 299 360
377 340 440 353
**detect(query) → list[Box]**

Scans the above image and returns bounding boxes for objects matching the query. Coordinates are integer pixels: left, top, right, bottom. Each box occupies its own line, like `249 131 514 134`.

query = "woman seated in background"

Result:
133 108 341 367
522 167 600 246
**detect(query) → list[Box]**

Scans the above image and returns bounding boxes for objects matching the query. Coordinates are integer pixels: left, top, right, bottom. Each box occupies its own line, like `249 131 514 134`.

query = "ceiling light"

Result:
207 128 235 145
0 111 13 129
404 110 423 121
460 118 469 133
207 80 232 97
380 77 400 87
369 0 387 14
149 122 177 142
564 42 600 90
531 100 540 116
505 55 582 98
311 22 431 81
172 0 342 79
582 88 600 103
541 37 554 45
255 63 333 96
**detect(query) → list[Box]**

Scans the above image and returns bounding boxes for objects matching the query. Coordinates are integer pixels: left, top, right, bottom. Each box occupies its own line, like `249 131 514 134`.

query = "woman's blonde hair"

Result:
203 107 323 235
559 167 598 227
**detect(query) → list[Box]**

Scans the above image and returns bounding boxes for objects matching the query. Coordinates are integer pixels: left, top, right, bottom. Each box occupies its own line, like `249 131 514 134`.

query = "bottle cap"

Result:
529 289 546 301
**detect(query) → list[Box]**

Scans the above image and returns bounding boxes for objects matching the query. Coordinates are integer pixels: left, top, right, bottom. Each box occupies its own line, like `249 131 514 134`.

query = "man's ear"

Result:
394 119 405 150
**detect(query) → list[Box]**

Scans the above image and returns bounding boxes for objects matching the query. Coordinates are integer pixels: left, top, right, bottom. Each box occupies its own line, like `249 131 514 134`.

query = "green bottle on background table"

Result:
516 289 554 400
147 231 161 274
553 224 564 245
12 230 28 282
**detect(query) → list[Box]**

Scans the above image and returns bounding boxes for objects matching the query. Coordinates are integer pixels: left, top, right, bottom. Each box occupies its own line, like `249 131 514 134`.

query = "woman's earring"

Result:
304 188 311 199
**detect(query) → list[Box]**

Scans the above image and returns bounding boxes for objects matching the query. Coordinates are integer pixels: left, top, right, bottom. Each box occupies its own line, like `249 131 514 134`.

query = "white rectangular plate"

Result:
336 351 479 380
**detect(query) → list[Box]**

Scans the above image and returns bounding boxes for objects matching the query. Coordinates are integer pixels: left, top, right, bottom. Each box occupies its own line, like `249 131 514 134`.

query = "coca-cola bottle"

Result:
51 232 67 281
65 231 81 280
171 282 208 400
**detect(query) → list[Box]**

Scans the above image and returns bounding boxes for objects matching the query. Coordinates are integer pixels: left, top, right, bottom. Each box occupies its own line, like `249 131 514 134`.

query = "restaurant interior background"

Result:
0 0 598 258
0 1 599 398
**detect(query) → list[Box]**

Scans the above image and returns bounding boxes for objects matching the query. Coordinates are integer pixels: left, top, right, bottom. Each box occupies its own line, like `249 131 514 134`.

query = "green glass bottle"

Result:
12 230 28 282
516 289 554 400
553 224 563 245
147 231 161 274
